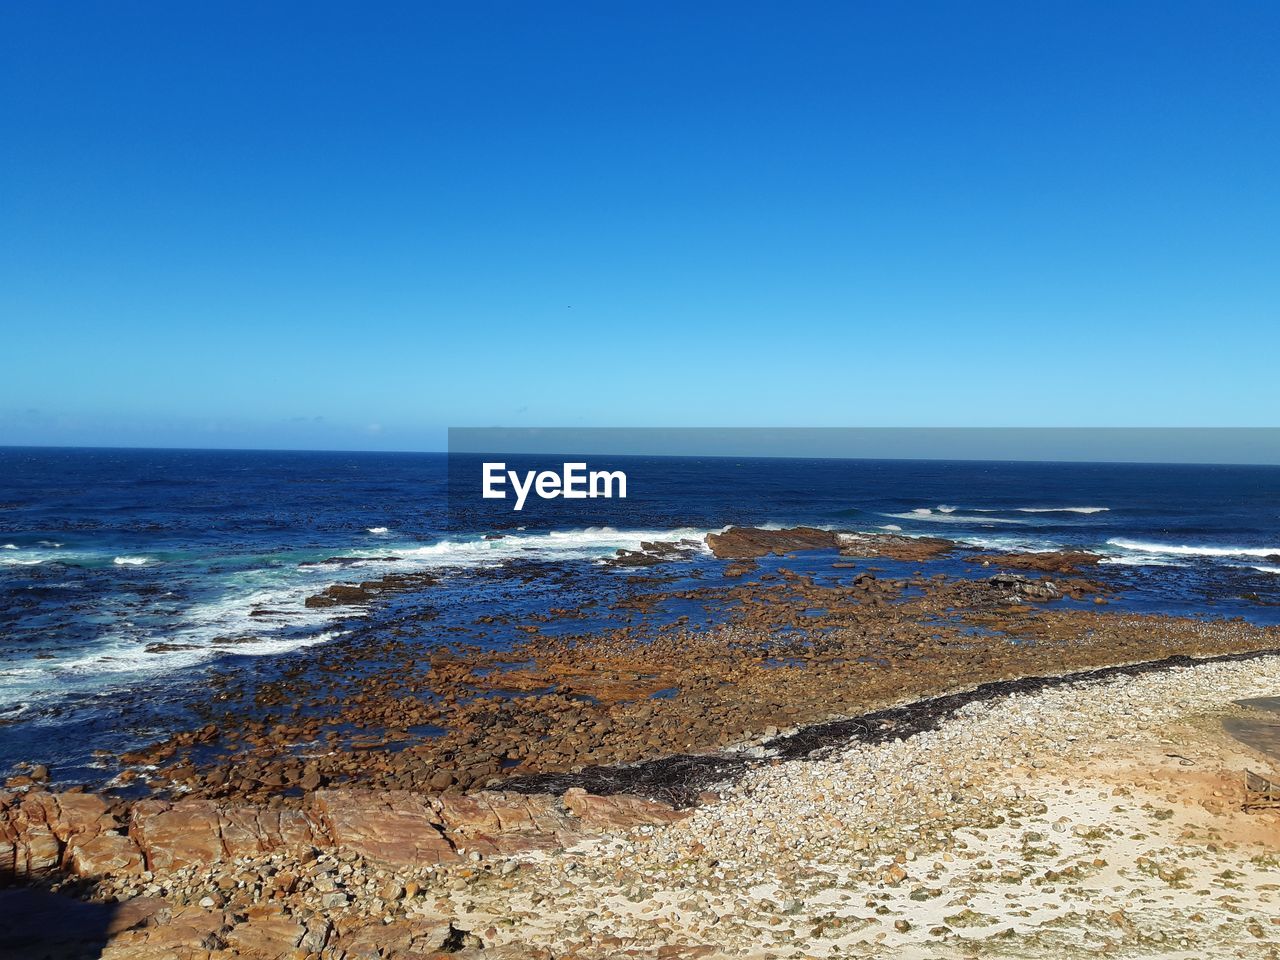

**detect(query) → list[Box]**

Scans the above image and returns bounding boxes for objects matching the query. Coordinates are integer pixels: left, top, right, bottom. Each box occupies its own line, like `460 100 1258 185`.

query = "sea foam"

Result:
364 526 712 568
1107 538 1280 559
883 510 1027 525
1015 506 1110 514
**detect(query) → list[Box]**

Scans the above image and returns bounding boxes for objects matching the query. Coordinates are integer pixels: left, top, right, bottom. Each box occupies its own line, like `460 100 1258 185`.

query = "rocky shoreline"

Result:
68 529 1278 807
505 645 1280 806
4 648 1280 958
3 528 1280 958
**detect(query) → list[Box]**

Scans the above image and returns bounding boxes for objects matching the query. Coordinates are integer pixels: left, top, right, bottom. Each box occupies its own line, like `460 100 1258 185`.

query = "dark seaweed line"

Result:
503 646 1280 807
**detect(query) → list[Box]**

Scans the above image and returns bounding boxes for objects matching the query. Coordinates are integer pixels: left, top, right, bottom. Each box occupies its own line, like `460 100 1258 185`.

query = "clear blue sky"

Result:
2 2 1277 451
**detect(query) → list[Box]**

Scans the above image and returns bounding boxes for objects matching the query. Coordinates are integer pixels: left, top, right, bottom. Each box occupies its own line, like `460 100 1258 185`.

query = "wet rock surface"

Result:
304 572 439 608
968 549 1104 574
705 525 840 558
837 531 956 561
604 538 703 568
78 531 1273 811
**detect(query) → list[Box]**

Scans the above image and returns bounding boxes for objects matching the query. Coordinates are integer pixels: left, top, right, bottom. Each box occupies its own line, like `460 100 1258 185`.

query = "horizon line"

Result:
3 441 1280 469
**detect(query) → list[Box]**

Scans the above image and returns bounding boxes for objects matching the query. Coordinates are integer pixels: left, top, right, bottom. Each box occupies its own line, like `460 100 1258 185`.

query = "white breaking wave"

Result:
0 562 361 705
968 506 1109 515
366 527 390 534
957 534 1068 553
1251 565 1280 575
0 546 100 568
1099 555 1178 568
1015 506 1110 514
1106 538 1280 559
882 510 1027 525
173 525 715 684
360 526 713 569
45 628 342 685
936 505 957 513
0 525 717 706
1 544 17 550
879 524 902 532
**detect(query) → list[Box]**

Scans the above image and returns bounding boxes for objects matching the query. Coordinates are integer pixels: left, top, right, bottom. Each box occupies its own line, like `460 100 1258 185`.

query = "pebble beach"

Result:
6 644 1279 959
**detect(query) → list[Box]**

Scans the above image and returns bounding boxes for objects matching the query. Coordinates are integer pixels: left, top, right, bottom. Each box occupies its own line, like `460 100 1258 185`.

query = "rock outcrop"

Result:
968 550 1102 574
987 573 1063 601
705 527 839 559
1 785 689 885
837 532 955 562
0 789 132 881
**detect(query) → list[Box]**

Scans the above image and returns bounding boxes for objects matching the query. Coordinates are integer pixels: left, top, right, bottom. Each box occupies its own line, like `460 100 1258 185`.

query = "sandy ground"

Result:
434 654 1280 959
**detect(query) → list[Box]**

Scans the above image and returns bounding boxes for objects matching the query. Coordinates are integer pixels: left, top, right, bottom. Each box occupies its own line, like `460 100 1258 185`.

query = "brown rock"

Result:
218 805 319 859
105 896 170 936
69 831 144 877
17 825 60 879
299 763 324 791
313 790 458 865
336 916 455 958
838 532 955 562
436 791 574 854
561 787 690 829
968 550 1102 574
103 902 231 955
706 526 839 559
44 791 114 842
223 914 306 957
129 798 225 871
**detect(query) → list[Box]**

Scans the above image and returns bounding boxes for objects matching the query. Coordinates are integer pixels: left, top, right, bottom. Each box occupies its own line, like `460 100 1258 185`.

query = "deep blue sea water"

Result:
1 448 1278 782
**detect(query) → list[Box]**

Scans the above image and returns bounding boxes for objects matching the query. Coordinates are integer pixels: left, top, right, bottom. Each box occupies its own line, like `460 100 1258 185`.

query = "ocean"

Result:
1 447 1278 783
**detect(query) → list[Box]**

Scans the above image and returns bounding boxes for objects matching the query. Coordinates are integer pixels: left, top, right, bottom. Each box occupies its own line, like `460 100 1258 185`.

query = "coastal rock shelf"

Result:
0 787 686 884
97 530 1276 808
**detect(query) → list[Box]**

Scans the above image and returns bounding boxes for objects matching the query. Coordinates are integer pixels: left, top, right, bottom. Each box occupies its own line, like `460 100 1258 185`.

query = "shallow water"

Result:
2 448 1278 782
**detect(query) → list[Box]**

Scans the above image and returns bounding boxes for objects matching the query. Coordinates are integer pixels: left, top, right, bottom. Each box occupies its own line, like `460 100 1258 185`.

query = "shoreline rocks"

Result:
5 654 1280 958
1 786 689 887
